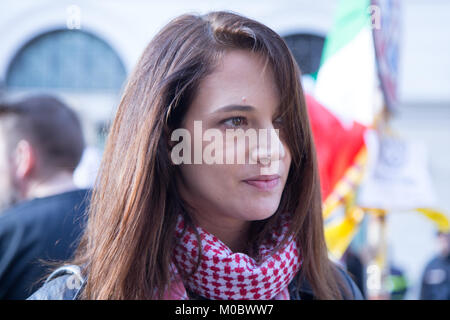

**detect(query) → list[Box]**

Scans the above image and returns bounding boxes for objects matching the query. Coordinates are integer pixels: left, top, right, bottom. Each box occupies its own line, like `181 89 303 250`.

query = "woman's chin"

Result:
233 201 280 221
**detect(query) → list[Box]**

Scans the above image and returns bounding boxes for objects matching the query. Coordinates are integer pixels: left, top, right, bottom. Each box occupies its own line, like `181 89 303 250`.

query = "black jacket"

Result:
420 254 450 300
27 264 364 300
0 189 90 299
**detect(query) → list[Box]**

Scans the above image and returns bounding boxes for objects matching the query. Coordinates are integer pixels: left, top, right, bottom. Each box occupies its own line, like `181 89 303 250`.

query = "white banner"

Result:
357 130 437 211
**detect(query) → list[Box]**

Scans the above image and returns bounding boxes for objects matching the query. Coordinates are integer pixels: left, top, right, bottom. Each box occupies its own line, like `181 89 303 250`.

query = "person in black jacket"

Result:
0 95 88 299
420 231 450 300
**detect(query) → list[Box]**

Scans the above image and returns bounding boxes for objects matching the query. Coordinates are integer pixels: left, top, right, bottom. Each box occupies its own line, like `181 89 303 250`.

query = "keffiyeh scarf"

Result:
166 212 301 300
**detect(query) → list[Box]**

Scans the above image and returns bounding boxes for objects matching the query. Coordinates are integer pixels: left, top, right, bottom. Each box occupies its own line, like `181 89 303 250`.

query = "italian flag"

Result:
309 0 381 203
306 0 383 258
314 0 383 128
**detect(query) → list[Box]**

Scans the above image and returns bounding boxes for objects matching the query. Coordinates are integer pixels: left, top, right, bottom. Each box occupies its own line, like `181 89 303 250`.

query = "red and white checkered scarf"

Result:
167 212 301 300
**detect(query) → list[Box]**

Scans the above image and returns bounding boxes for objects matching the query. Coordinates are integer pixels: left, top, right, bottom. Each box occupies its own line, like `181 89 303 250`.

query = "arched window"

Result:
6 29 126 91
283 33 325 76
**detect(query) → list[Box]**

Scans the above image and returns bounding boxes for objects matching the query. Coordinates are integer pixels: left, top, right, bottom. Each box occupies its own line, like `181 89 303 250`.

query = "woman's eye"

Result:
222 116 248 128
273 117 284 128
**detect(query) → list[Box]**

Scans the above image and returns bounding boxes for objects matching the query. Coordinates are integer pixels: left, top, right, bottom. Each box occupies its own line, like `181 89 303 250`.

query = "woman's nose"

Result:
249 127 285 165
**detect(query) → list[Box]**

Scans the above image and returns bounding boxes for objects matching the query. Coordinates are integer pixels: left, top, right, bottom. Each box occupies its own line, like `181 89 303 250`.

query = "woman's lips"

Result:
243 175 280 191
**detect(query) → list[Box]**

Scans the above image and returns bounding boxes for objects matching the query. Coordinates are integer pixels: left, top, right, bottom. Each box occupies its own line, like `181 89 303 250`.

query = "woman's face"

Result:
174 49 292 232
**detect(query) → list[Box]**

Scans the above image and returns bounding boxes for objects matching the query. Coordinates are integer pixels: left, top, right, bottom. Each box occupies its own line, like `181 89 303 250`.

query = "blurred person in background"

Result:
386 265 408 300
342 248 366 299
0 94 89 299
420 231 450 300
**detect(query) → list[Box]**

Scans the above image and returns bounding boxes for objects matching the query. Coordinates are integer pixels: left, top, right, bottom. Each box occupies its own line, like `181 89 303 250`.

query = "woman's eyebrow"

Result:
211 104 255 114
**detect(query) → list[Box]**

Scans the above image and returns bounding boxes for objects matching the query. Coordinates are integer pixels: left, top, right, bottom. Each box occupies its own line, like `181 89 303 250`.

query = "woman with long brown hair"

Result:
29 11 362 300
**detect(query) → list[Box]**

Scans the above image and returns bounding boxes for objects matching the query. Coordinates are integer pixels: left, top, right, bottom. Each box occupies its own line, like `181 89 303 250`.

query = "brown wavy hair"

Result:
71 11 348 299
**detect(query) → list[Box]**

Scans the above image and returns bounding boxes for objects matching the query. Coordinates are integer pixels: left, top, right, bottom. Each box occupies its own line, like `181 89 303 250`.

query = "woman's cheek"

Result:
222 132 254 165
